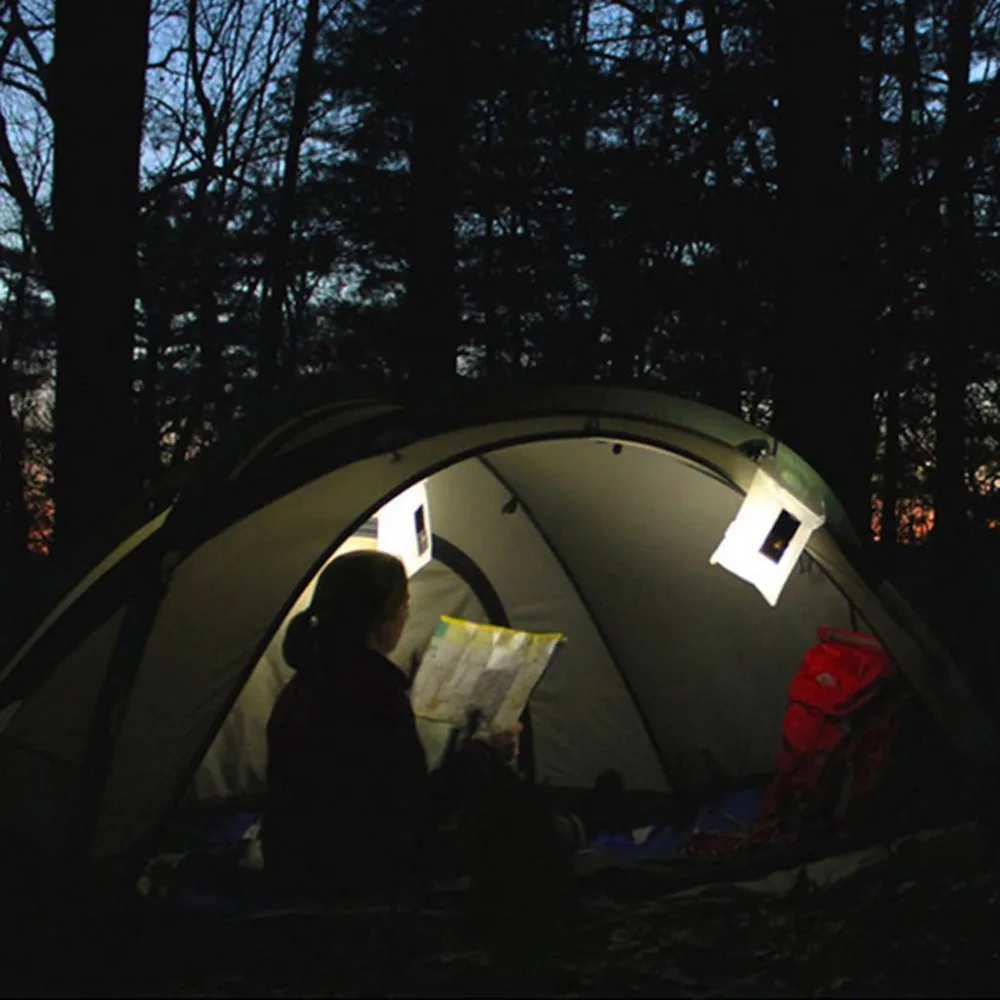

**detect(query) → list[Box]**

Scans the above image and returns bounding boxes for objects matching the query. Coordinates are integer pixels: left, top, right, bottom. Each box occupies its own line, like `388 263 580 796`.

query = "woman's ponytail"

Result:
282 612 321 673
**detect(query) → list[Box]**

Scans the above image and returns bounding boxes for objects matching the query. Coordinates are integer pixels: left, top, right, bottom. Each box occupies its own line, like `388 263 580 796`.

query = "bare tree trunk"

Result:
700 0 741 415
933 0 974 554
927 0 975 668
610 15 649 382
406 0 464 382
771 0 874 537
286 275 310 377
482 93 500 379
0 366 31 639
52 0 151 557
137 305 168 483
259 0 322 389
845 0 884 543
0 272 33 633
567 0 598 381
509 205 529 371
881 0 920 567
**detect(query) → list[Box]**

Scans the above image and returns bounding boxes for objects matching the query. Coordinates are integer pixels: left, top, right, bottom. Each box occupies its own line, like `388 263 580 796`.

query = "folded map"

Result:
410 616 566 733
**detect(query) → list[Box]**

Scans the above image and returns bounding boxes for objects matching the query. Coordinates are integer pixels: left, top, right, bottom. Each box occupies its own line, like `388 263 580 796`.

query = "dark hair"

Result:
283 550 408 672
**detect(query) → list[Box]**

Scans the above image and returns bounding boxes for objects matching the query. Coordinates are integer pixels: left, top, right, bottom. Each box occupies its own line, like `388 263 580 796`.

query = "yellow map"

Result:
410 616 566 732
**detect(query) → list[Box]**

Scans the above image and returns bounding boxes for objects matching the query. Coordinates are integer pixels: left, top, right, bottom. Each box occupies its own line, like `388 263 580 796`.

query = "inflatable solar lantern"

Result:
376 479 433 578
710 462 825 607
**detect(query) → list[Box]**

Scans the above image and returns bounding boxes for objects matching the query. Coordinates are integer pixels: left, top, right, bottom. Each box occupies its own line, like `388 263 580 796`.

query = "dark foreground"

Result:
3 826 1000 999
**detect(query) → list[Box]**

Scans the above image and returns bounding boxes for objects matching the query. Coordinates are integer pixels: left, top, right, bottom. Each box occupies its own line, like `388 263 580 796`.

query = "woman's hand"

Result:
482 723 523 762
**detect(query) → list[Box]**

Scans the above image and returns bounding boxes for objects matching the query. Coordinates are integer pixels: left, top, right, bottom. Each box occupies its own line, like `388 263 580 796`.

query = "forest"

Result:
1 0 999 676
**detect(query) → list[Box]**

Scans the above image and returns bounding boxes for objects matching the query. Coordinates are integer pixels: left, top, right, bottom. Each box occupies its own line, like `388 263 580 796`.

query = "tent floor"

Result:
143 766 980 922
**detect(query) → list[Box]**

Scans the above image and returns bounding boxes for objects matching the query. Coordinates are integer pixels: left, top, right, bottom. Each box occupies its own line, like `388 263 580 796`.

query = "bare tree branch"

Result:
0 15 16 67
602 0 704 59
0 73 48 109
186 0 220 161
3 0 52 100
0 109 50 274
148 43 188 71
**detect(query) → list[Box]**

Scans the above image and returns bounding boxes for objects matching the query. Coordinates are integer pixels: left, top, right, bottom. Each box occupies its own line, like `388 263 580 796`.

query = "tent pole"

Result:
68 539 170 875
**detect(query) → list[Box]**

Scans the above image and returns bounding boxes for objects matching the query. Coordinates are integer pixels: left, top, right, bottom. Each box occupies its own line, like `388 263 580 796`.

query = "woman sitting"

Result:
262 550 519 897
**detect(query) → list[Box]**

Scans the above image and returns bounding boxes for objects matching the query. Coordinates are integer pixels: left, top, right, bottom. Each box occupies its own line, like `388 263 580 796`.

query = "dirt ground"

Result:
5 834 1000 999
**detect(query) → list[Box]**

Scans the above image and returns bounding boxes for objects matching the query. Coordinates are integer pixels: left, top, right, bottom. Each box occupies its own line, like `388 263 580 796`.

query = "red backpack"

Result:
759 627 909 833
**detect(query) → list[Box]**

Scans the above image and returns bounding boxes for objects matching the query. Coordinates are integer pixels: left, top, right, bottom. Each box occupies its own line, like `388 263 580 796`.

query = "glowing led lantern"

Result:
709 464 825 607
376 480 433 578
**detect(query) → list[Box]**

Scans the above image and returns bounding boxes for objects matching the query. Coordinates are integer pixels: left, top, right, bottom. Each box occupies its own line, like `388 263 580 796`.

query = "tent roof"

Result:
163 379 862 557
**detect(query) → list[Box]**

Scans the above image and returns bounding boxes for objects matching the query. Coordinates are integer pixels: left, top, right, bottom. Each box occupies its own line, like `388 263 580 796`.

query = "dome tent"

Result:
0 381 995 870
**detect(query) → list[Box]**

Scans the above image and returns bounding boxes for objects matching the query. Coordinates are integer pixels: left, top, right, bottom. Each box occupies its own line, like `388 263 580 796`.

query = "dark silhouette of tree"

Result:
51 0 151 555
933 0 975 556
879 0 923 566
696 0 742 414
257 0 324 390
405 0 465 381
0 243 36 631
770 0 875 538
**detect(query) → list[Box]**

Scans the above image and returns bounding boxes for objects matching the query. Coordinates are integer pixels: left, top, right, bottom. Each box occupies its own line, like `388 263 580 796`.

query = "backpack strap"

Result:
816 627 884 651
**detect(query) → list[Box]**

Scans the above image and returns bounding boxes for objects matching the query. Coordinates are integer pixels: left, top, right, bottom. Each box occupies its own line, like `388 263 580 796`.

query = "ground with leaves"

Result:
6 834 1000 999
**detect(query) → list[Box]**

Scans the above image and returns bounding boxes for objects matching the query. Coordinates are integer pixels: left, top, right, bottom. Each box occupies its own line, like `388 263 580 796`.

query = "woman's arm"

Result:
426 722 521 822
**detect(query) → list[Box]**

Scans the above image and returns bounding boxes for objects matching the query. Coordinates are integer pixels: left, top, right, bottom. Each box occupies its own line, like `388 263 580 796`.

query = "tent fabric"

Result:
424 456 667 792
485 440 864 791
0 383 996 864
0 513 167 689
0 609 127 853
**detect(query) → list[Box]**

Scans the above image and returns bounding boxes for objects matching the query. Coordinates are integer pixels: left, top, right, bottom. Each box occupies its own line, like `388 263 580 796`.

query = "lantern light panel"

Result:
709 467 825 607
376 480 433 578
